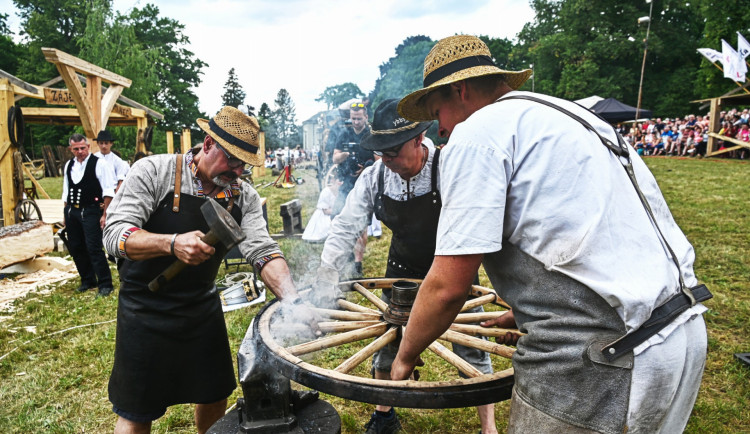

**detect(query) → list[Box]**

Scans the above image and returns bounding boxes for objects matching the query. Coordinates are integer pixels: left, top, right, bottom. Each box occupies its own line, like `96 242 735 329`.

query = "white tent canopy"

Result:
574 95 604 108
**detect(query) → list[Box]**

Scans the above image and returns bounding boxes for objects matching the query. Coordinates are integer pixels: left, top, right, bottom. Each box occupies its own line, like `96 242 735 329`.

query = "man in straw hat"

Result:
316 99 500 434
103 106 319 434
391 35 709 433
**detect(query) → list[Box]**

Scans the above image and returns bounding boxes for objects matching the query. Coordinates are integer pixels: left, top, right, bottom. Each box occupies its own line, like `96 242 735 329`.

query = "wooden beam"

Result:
100 83 124 129
707 132 750 151
0 78 17 225
181 128 191 153
56 63 96 137
42 47 132 87
706 145 742 158
74 73 162 120
166 131 174 154
0 68 37 94
22 164 51 199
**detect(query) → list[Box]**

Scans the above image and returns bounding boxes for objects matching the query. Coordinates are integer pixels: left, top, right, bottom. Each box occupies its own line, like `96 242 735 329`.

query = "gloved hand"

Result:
313 264 344 309
279 297 323 338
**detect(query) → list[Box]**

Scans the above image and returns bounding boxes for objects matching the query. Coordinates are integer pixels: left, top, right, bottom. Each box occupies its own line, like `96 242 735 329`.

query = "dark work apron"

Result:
108 154 241 413
374 148 441 288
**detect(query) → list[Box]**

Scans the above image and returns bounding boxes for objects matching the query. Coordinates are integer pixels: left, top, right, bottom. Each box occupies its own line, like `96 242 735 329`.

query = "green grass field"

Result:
0 157 748 433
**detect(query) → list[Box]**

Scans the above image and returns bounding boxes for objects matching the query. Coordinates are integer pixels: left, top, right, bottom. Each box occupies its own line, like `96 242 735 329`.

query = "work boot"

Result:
75 283 94 293
97 286 114 297
364 409 401 434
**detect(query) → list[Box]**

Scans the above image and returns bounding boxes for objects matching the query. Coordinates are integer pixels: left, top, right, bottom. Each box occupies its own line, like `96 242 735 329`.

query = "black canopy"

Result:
589 98 652 123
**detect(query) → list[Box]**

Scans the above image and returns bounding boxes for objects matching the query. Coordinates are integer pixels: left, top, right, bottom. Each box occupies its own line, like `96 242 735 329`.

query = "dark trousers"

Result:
65 205 112 288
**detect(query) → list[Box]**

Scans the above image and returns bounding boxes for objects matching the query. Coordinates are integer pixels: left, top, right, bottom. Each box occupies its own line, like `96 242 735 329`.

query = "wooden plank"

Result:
707 132 750 150
34 199 65 225
0 68 37 94
21 164 50 199
100 83 124 129
166 131 174 154
42 48 132 87
43 88 77 105
0 256 74 274
56 63 96 137
0 78 17 225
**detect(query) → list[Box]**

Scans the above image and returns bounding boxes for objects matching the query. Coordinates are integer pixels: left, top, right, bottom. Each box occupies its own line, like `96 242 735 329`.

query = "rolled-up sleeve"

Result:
103 157 165 258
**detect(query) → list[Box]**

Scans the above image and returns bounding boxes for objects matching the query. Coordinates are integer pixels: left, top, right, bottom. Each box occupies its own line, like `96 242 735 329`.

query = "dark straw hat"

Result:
95 130 116 142
361 99 433 151
196 106 263 167
398 35 532 122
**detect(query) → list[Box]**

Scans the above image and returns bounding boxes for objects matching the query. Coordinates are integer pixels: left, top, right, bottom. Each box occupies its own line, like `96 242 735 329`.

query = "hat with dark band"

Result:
197 106 263 167
398 35 532 122
361 99 433 151
95 130 116 142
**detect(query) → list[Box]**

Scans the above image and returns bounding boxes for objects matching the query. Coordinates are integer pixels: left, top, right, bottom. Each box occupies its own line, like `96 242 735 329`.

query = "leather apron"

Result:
374 148 441 286
108 155 240 413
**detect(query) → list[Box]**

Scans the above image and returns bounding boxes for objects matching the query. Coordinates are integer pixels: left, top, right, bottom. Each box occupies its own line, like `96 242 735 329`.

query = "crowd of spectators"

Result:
615 107 749 160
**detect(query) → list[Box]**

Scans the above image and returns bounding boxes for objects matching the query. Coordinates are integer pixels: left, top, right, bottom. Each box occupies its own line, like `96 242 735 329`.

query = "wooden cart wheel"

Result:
15 199 42 222
254 278 518 409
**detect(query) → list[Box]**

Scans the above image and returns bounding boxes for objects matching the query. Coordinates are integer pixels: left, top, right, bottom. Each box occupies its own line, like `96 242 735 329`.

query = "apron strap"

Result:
172 154 183 212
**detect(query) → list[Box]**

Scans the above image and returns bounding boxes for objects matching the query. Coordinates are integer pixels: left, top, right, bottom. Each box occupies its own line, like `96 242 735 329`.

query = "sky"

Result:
1 0 536 122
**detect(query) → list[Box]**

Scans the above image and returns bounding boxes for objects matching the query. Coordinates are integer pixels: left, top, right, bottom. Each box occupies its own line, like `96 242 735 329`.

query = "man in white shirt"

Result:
391 35 710 433
62 133 117 296
94 129 130 192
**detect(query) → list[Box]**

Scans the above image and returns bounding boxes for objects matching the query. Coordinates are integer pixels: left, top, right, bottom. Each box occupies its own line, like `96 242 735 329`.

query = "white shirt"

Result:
61 154 117 201
95 151 130 181
321 145 437 272
436 91 705 338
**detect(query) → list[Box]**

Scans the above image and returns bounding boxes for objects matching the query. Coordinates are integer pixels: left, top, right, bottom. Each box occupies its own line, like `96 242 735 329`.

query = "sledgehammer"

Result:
148 199 245 292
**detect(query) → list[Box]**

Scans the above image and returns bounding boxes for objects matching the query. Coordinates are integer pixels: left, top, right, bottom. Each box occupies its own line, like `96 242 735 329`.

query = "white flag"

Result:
738 32 750 59
697 48 722 63
721 39 745 82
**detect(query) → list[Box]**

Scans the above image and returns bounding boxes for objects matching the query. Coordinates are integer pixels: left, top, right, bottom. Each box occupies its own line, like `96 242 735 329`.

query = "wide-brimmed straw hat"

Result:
361 99 432 151
398 35 532 122
196 106 263 167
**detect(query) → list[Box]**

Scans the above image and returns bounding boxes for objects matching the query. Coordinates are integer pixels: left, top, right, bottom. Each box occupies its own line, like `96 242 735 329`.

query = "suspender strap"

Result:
498 95 693 302
172 154 183 212
431 147 441 192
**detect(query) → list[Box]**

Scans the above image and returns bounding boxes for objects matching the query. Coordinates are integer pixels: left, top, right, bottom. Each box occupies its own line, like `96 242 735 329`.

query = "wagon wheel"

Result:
255 278 518 409
15 199 42 222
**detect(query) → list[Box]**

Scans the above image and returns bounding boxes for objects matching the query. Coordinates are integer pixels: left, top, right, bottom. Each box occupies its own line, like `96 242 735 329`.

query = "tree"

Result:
272 89 299 149
221 67 246 108
315 83 364 109
258 102 279 149
0 13 22 75
125 4 207 132
369 36 434 110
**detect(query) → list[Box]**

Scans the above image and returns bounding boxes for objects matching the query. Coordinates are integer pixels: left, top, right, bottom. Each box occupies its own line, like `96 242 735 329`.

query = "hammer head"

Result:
200 199 246 249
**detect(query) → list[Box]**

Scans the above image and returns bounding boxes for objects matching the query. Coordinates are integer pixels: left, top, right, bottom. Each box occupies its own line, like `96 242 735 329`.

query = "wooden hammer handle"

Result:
147 230 219 292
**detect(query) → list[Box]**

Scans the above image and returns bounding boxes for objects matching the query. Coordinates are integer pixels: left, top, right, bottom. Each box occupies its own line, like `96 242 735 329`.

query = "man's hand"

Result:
172 230 215 265
480 310 522 346
353 164 365 177
99 212 107 229
280 299 323 337
391 353 418 381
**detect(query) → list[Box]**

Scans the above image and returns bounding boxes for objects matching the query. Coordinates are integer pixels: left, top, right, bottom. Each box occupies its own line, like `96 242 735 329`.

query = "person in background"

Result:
94 129 130 192
302 168 344 243
62 133 117 297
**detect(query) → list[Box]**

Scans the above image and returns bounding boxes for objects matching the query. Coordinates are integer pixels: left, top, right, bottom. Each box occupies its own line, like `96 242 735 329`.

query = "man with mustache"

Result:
103 106 317 434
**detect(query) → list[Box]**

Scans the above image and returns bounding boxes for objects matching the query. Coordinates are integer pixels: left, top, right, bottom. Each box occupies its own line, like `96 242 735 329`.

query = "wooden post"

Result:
135 116 148 155
166 130 174 154
0 79 18 225
180 128 191 153
252 131 266 178
706 98 721 157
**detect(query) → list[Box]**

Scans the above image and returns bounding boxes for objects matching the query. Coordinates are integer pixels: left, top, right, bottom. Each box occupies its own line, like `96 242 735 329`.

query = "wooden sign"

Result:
44 88 76 105
112 104 132 117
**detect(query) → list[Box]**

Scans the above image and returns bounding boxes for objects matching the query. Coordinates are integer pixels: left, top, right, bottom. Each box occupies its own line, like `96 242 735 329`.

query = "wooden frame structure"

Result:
693 93 750 157
0 48 163 226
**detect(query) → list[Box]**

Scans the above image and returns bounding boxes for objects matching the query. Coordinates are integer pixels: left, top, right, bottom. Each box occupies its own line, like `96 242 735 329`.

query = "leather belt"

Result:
602 284 712 361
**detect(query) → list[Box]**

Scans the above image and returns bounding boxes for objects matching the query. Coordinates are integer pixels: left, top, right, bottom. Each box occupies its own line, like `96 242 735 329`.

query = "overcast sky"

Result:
2 0 536 121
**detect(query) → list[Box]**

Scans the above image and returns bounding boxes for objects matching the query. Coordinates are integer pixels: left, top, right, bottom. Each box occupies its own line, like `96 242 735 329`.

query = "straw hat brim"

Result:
196 118 264 167
398 67 532 122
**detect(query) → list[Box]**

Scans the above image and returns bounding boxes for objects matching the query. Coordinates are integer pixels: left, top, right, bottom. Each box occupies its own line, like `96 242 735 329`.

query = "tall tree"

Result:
258 102 278 149
369 36 434 110
221 67 246 108
315 82 364 109
272 89 299 149
125 4 207 132
0 13 22 75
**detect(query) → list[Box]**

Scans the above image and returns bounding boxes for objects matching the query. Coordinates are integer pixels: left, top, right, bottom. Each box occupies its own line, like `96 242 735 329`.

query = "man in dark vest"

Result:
315 99 497 434
62 133 117 296
102 106 318 434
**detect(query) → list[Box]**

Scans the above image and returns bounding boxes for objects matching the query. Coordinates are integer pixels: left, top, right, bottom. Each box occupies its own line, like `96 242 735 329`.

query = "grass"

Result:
1 157 748 433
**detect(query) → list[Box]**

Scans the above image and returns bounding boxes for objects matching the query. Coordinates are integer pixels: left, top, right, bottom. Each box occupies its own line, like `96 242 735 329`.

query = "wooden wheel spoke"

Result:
335 327 399 374
288 322 388 356
337 299 380 314
427 340 484 378
352 283 388 312
439 329 515 359
454 311 506 323
313 307 381 321
319 321 382 333
449 323 524 339
460 293 498 312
